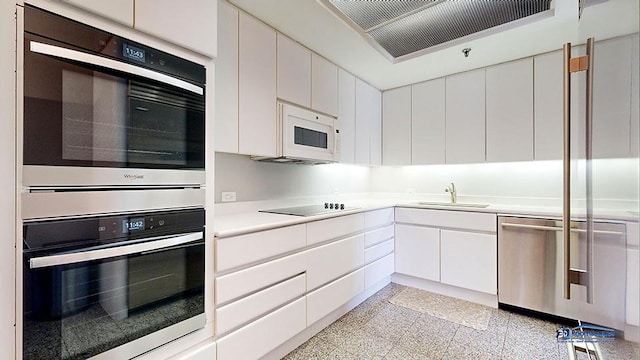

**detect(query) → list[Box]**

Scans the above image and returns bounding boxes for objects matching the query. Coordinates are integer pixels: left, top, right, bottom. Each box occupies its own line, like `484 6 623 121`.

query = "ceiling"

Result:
227 0 639 90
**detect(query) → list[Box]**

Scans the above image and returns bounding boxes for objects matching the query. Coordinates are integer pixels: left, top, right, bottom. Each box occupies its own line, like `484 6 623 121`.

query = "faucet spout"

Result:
444 182 457 204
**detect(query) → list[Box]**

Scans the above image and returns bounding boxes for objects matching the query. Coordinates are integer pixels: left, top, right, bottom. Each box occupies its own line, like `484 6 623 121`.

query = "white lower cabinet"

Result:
365 224 394 248
395 224 440 281
440 230 497 294
306 234 365 291
217 298 306 360
365 238 394 264
365 253 394 288
307 269 365 325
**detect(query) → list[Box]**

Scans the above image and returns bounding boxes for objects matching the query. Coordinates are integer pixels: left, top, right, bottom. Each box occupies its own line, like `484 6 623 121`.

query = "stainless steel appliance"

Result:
22 208 205 360
260 203 358 216
498 216 626 330
22 5 206 188
252 102 340 165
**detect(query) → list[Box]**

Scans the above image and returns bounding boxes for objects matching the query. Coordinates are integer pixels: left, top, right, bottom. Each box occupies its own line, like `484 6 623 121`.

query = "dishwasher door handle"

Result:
500 222 624 236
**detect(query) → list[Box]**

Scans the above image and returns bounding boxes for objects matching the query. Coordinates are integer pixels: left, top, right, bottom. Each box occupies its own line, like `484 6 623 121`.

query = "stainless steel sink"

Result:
415 201 490 208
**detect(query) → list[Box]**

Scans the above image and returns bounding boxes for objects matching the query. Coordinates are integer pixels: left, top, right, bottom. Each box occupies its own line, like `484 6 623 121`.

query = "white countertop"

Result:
214 194 639 238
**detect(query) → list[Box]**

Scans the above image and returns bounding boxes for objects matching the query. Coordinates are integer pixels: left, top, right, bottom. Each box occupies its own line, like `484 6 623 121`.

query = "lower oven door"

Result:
23 232 205 360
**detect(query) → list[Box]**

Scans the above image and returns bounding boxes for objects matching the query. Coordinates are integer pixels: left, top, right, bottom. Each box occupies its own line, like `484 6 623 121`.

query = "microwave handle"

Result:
333 126 340 155
29 232 203 269
29 41 204 95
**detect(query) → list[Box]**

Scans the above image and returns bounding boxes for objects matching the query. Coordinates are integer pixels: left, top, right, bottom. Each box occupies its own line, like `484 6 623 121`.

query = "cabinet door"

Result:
370 88 382 166
63 0 133 26
445 69 485 164
395 224 440 281
277 34 311 107
214 1 239 153
355 79 372 165
412 78 445 165
382 86 412 165
534 50 563 160
238 13 276 157
440 230 496 294
311 54 338 116
306 234 365 291
631 34 639 157
135 0 217 57
338 69 356 164
486 58 534 162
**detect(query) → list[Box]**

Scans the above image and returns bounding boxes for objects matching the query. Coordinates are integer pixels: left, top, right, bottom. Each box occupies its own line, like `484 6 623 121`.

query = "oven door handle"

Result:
29 41 204 95
29 232 203 269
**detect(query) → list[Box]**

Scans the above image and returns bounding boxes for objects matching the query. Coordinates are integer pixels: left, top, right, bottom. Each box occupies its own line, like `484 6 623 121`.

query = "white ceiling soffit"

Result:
319 0 554 63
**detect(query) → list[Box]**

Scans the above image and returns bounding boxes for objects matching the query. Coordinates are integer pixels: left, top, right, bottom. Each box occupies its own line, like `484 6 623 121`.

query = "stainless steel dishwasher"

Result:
498 216 627 330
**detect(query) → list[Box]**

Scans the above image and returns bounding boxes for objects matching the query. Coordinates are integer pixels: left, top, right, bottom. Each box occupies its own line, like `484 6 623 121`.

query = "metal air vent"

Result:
320 0 553 63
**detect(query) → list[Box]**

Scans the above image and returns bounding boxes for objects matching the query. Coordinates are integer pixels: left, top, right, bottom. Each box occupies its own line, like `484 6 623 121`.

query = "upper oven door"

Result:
22 7 206 188
280 103 339 162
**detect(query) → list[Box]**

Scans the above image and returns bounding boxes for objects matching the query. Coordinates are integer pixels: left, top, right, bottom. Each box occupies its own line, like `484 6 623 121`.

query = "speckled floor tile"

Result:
361 311 415 342
453 324 506 350
339 328 394 358
282 336 337 360
383 345 434 360
324 347 362 360
596 338 640 360
504 329 563 356
501 338 563 360
389 287 492 330
440 340 501 360
397 315 457 358
315 316 361 346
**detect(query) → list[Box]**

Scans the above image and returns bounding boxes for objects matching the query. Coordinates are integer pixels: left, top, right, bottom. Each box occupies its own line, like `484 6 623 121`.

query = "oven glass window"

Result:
294 126 328 149
23 241 204 360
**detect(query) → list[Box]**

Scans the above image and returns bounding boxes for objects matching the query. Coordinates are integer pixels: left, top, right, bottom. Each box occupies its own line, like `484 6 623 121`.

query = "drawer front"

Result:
216 224 306 272
307 213 365 245
216 274 306 335
307 269 365 325
216 297 306 360
216 252 306 304
364 238 394 264
364 224 394 248
395 208 496 233
395 224 440 281
440 230 497 294
365 253 394 289
365 208 394 229
306 234 365 291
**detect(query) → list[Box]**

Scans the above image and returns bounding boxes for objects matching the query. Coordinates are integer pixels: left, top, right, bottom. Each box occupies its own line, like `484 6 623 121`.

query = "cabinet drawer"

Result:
307 269 364 325
306 234 364 291
396 208 496 233
216 274 306 335
365 238 394 264
440 230 496 294
395 224 440 281
216 252 306 304
365 208 394 229
216 224 306 272
216 297 306 360
365 224 394 248
307 214 365 245
365 253 394 289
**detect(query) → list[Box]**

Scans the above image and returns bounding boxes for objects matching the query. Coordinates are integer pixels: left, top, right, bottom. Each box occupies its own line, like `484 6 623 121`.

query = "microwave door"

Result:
282 113 336 162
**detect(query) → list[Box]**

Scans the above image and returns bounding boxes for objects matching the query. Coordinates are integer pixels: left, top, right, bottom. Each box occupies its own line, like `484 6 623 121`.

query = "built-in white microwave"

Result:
253 102 340 164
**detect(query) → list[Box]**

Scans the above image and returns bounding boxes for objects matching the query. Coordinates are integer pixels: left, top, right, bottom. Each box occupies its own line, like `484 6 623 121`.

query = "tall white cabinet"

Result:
311 54 338 117
382 86 412 166
411 78 446 165
62 0 133 26
238 13 276 157
338 69 356 164
215 1 239 153
445 69 486 164
277 34 312 108
355 79 382 166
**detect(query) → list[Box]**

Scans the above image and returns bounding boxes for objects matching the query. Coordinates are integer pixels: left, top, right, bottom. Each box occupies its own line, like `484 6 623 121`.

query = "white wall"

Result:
214 152 371 202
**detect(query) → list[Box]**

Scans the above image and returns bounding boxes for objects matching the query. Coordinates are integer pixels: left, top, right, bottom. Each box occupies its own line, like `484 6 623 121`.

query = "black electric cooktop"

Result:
259 204 359 217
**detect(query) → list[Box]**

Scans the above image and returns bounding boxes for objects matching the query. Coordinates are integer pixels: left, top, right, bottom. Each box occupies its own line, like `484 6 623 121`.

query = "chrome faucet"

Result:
444 183 457 204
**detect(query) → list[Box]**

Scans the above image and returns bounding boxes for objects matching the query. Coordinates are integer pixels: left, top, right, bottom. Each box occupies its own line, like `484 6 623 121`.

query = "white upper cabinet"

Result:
631 34 639 157
486 58 534 162
445 69 486 164
355 79 381 166
277 34 311 108
591 36 633 158
238 13 276 157
338 69 356 164
215 0 239 153
311 54 338 116
412 78 445 165
62 0 133 26
382 86 412 165
534 50 563 160
135 0 217 57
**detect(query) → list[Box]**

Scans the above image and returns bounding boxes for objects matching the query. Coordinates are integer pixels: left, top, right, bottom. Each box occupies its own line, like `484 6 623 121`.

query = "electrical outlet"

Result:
221 191 237 202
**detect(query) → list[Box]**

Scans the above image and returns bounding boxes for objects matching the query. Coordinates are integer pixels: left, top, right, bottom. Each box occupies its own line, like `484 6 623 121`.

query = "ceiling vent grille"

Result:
321 0 553 62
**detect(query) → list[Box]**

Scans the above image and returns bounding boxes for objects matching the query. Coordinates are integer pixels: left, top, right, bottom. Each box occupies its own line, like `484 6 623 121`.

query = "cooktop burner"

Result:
259 203 359 217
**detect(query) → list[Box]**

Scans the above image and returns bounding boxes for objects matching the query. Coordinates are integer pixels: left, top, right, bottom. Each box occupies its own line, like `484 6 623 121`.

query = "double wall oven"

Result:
20 5 207 360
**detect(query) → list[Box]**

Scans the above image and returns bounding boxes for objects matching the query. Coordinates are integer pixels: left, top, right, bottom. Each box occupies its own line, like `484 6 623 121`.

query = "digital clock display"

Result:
123 218 145 232
123 44 145 63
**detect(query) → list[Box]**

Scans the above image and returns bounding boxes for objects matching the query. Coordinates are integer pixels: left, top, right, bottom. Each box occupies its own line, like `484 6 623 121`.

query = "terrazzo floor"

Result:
283 283 640 360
